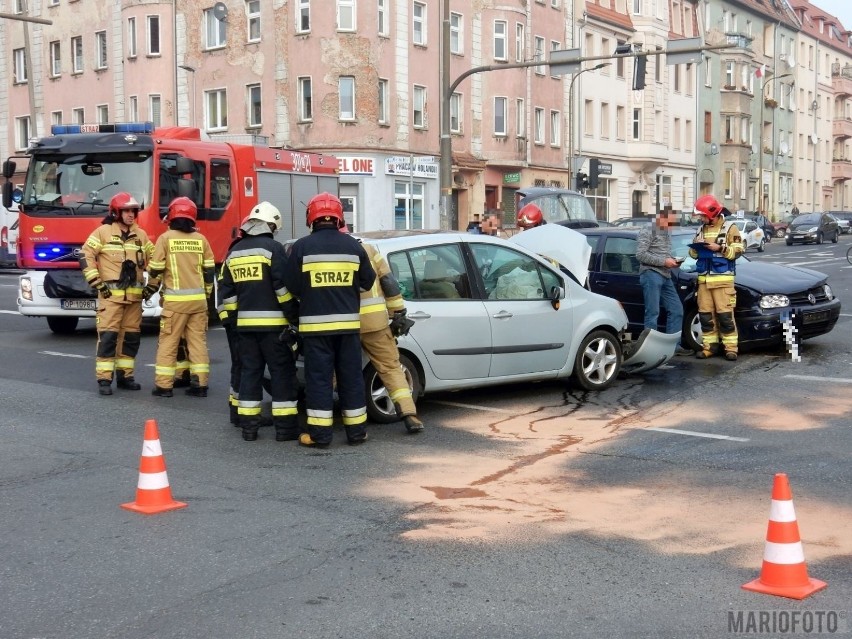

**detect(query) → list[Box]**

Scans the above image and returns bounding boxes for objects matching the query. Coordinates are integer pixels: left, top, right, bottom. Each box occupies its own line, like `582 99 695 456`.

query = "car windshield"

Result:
791 214 820 224
529 193 596 224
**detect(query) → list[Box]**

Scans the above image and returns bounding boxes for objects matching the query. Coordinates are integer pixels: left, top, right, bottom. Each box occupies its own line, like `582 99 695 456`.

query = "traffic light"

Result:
575 172 588 191
633 53 647 91
588 159 601 190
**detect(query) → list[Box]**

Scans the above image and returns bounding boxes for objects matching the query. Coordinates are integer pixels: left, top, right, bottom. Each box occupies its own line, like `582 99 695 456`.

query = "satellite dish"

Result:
786 54 796 69
810 133 819 144
213 2 228 21
779 140 790 156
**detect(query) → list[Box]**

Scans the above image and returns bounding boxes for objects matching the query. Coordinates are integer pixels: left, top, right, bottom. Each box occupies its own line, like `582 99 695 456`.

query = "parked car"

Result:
613 216 654 228
785 212 840 245
731 218 766 252
577 228 841 352
769 213 796 239
292 228 676 422
827 211 852 234
740 214 773 242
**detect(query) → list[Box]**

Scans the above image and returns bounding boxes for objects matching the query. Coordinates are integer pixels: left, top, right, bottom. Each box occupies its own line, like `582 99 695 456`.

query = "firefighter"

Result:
688 194 744 361
217 227 246 427
516 203 545 230
284 193 376 448
147 197 216 397
353 233 423 433
80 192 154 396
218 202 300 442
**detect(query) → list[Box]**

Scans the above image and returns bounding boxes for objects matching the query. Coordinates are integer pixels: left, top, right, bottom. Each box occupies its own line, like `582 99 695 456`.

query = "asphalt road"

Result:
0 236 850 639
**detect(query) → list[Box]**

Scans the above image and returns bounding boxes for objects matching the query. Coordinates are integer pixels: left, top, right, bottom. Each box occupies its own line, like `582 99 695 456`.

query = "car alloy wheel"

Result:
363 353 421 423
573 329 621 391
681 307 703 352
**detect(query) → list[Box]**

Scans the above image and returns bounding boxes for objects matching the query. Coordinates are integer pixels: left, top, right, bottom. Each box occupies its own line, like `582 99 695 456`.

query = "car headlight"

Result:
805 226 818 233
20 276 33 301
759 294 790 309
824 284 833 301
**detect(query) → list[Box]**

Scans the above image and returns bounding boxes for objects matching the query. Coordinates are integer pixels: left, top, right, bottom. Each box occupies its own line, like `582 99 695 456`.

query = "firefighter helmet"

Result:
167 196 198 222
306 192 345 228
109 192 140 219
517 203 544 229
694 194 724 221
247 201 282 230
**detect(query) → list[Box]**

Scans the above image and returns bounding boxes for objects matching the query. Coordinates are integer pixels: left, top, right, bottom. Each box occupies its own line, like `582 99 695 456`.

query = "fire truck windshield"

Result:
23 152 152 216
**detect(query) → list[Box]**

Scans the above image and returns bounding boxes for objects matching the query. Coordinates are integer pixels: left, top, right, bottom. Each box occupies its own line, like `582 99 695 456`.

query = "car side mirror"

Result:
550 285 563 311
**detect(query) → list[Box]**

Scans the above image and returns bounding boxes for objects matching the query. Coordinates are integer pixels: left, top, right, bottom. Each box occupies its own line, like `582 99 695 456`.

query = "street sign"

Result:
549 48 581 76
666 37 703 65
596 162 613 175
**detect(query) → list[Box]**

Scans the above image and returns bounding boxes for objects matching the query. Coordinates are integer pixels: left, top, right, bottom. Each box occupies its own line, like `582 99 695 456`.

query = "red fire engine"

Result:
1 122 339 333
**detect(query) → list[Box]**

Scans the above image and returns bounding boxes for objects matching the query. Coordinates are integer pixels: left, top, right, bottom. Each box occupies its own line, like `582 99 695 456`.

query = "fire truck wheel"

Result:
47 316 79 334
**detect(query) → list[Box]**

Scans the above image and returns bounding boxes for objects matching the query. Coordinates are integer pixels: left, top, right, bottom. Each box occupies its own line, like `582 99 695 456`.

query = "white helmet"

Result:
247 201 281 229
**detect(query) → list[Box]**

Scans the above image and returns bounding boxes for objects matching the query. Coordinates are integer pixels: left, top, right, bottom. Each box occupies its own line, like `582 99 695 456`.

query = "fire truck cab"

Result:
3 122 338 333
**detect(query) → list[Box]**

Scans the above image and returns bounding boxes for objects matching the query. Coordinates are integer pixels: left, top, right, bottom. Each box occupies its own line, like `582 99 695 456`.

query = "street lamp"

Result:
178 65 197 127
568 63 610 188
757 72 792 216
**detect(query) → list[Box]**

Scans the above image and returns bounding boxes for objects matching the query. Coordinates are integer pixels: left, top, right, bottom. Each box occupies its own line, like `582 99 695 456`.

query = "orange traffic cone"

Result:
742 473 826 599
121 419 187 515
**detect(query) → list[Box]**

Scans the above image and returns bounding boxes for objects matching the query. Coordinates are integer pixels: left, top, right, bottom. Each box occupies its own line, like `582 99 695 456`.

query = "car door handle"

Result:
408 311 431 320
492 310 513 319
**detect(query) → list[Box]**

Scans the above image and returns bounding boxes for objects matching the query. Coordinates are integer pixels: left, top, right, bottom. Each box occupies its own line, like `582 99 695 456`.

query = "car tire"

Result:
47 316 79 334
816 232 823 245
785 239 793 246
758 238 765 252
363 353 421 423
572 330 621 391
831 232 838 244
681 307 703 352
775 228 785 238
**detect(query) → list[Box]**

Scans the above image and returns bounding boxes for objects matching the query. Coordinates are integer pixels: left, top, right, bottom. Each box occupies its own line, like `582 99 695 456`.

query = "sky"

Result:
810 0 852 29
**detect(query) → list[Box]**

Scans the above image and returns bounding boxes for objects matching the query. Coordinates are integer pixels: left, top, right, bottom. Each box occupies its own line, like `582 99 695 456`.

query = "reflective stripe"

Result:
155 365 176 376
307 409 333 419
96 361 116 371
137 471 170 490
228 248 273 261
342 413 367 426
142 439 163 457
390 388 412 401
769 499 797 523
360 302 386 315
763 541 805 565
307 415 335 426
303 253 361 265
237 317 287 327
342 407 367 419
299 320 361 332
189 363 210 373
114 358 134 368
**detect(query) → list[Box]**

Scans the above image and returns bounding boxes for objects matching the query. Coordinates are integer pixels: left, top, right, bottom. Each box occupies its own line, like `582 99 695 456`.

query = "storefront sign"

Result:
385 156 438 179
503 172 520 184
338 156 376 176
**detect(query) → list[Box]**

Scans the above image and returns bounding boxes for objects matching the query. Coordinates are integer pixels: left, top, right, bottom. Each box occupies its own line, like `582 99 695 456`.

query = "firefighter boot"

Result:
185 385 208 397
275 416 300 442
242 418 260 442
403 415 424 434
298 433 330 449
173 370 192 388
229 403 240 427
116 371 141 391
98 380 113 396
151 386 174 398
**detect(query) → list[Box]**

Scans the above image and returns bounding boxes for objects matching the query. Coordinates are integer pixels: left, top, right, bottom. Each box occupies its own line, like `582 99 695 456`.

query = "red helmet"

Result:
694 194 724 221
306 192 344 228
109 192 140 218
517 203 544 229
167 196 197 222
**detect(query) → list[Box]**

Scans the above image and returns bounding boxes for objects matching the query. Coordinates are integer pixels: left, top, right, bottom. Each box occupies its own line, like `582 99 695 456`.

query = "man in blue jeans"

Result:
636 210 691 354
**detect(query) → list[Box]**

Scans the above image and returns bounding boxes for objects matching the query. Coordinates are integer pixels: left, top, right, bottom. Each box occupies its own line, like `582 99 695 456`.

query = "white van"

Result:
0 203 18 267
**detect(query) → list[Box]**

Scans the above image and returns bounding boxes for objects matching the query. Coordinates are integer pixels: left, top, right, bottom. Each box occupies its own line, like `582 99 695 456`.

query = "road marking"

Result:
784 374 852 384
427 400 519 414
0 309 21 314
646 427 750 442
39 350 90 359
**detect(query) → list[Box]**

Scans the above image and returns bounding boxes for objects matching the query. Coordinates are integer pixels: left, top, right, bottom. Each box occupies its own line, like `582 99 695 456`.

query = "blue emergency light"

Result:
51 122 155 135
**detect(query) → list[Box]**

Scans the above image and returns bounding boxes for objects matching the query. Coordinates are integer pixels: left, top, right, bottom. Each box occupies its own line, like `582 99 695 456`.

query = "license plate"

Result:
803 311 829 325
60 299 97 311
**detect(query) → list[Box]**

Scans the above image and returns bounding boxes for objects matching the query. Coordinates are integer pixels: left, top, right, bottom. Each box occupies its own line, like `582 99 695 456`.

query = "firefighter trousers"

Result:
360 327 416 417
302 333 367 445
154 309 209 389
224 323 242 423
95 299 142 382
237 331 298 437
697 283 738 354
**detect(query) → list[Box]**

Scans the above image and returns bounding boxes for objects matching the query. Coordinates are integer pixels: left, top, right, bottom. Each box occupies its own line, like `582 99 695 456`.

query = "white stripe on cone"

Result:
142 440 163 457
769 499 797 523
763 540 806 565
137 471 170 490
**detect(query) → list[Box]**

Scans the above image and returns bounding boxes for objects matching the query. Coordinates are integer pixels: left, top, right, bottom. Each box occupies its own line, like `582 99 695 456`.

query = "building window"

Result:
724 60 734 88
127 18 137 58
149 95 162 127
52 111 63 126
394 181 424 229
601 102 610 139
413 85 427 128
204 8 227 49
494 21 507 61
377 0 389 36
450 92 462 133
616 105 625 140
515 23 525 63
246 1 261 42
584 99 593 135
147 15 160 55
378 78 389 124
97 104 109 123
534 107 544 144
95 31 108 69
673 65 680 92
550 110 561 147
247 84 262 127
617 40 625 78
298 77 312 121
413 1 426 45
339 76 355 120
49 41 61 76
633 0 642 15
550 41 561 78
128 96 138 122
72 108 85 124
71 36 83 73
450 12 462 55
516 98 525 138
494 97 507 136
205 89 227 130
632 108 641 140
15 116 31 151
724 168 733 199
297 0 310 32
13 48 27 83
337 0 355 31
685 119 693 152
673 117 681 149
534 36 545 75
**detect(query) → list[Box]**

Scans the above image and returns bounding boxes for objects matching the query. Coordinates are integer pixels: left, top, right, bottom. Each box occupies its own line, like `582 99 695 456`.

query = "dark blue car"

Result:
578 227 841 351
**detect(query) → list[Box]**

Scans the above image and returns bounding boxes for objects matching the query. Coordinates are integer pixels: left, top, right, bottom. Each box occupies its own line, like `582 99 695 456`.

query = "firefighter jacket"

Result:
284 227 376 336
688 217 743 287
218 233 296 331
80 221 154 301
148 229 216 314
360 243 406 333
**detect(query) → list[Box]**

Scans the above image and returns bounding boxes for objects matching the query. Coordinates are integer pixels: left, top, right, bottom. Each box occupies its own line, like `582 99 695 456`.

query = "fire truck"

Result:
1 122 339 333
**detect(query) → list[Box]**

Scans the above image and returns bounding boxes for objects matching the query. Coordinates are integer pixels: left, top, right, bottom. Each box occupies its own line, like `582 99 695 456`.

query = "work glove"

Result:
95 282 112 299
141 284 159 301
279 325 301 356
389 310 415 337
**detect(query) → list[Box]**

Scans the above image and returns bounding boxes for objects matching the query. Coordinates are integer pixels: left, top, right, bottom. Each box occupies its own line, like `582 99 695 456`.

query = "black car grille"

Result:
788 287 828 306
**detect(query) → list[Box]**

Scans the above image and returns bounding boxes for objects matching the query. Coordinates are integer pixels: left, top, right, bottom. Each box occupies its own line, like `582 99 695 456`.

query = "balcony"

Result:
721 88 754 114
831 62 852 97
831 159 852 182
725 32 754 52
832 117 852 140
625 141 669 173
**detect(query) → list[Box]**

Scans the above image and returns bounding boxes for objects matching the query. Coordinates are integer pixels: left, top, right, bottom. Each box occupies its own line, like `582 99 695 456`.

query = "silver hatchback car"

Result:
352 225 677 421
